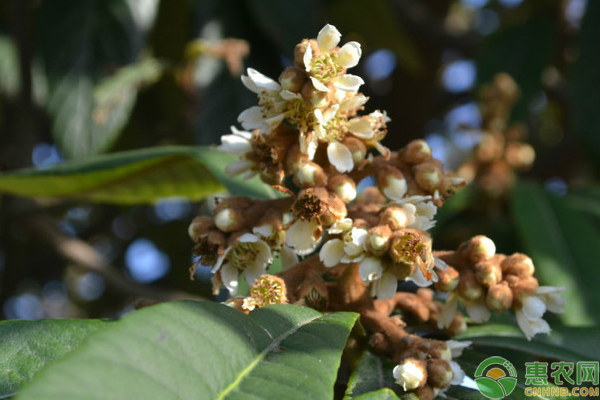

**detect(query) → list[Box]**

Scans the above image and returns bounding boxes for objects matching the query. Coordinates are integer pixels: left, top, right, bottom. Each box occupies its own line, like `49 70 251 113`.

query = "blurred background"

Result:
0 0 598 329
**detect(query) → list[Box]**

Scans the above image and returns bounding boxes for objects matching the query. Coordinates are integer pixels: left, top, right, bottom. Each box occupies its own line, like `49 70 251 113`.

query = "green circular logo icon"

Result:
474 356 518 399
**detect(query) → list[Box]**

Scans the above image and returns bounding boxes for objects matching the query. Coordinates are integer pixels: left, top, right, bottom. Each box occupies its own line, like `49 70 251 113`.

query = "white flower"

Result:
342 227 368 262
371 269 398 299
285 218 322 255
393 360 426 391
319 238 345 267
391 196 438 231
212 233 273 296
445 340 472 359
462 297 492 323
438 293 458 329
218 126 257 179
327 142 354 173
516 287 564 340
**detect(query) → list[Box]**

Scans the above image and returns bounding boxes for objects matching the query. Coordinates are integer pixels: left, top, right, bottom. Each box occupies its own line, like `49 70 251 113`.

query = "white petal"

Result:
382 176 408 201
348 117 374 139
449 361 466 386
317 24 341 52
314 108 324 124
516 310 551 340
310 76 330 92
218 134 252 155
322 104 339 122
225 160 253 177
438 293 458 329
336 42 362 68
280 245 299 271
303 43 313 72
221 262 239 296
246 68 281 91
446 339 471 358
237 233 260 243
406 266 435 287
238 106 265 131
463 298 491 323
333 74 364 91
434 257 448 270
416 201 437 220
522 296 546 321
264 113 285 128
230 126 253 139
319 238 345 268
328 218 353 234
359 257 383 282
327 142 354 173
241 74 260 93
280 89 302 100
372 270 397 299
339 94 369 112
253 224 273 239
286 218 320 255
345 227 368 256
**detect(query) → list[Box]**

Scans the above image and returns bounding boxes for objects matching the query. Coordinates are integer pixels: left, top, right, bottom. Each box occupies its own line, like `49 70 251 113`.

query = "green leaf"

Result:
457 323 600 362
16 302 358 400
345 351 397 399
40 0 143 158
0 319 109 398
0 146 279 204
353 388 401 400
511 181 600 325
571 1 600 168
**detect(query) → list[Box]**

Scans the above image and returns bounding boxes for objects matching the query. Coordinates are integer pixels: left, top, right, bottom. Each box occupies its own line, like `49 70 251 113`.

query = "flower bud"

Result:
414 162 442 192
342 136 367 164
393 358 427 391
327 174 357 203
188 216 214 241
403 139 432 164
295 162 327 188
379 207 409 230
435 266 460 292
285 143 308 174
501 253 534 277
294 40 310 68
505 142 535 170
445 313 467 336
486 281 513 312
366 225 392 256
458 235 496 263
320 191 348 226
378 167 407 201
279 66 307 92
214 208 244 232
301 81 328 107
457 270 483 301
474 260 502 287
427 359 453 389
506 275 538 308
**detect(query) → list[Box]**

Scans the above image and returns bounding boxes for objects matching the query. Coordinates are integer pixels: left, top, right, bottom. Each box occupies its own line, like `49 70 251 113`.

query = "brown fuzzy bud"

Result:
214 208 245 233
501 253 535 277
505 142 535 170
414 162 442 192
506 275 538 307
279 66 307 92
446 313 468 336
295 162 327 188
327 174 357 203
294 40 310 68
377 166 407 200
403 139 433 164
435 266 460 292
320 191 348 226
366 225 392 256
343 136 367 164
357 187 386 206
457 270 483 301
301 81 328 107
427 359 453 389
188 216 214 241
486 281 513 312
379 207 409 230
458 235 496 263
474 260 502 288
285 143 308 174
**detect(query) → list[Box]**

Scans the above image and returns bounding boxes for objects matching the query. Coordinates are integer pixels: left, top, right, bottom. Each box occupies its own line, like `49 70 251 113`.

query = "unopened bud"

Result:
403 139 433 164
285 144 308 174
327 174 357 203
367 225 392 256
445 313 467 336
414 162 442 192
188 216 214 241
295 162 327 188
301 81 328 107
357 186 386 205
294 40 310 68
379 207 408 230
214 208 244 232
457 270 483 301
279 66 307 92
393 358 427 391
505 142 535 170
320 191 348 226
474 260 502 287
435 266 460 292
501 253 534 277
486 281 513 312
427 359 453 389
458 235 496 263
378 167 407 201
506 275 538 308
343 136 367 164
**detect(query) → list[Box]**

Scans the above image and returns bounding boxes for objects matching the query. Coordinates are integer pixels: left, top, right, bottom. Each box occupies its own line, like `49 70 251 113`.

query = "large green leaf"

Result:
0 319 109 398
39 0 143 159
345 351 397 399
457 323 600 362
16 301 358 400
571 1 600 168
0 146 278 204
511 181 600 325
353 388 401 400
